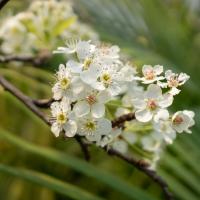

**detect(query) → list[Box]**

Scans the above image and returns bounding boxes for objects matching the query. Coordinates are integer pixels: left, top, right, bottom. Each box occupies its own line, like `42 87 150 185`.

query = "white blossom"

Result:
132 84 173 122
141 132 163 152
154 110 176 144
50 98 77 137
77 115 112 142
172 110 195 133
158 70 190 95
135 65 164 84
52 64 82 101
74 90 111 118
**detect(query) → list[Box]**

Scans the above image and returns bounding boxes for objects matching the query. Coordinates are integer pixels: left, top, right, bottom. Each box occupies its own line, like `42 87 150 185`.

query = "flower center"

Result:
168 78 179 87
173 116 183 125
144 70 155 80
57 113 67 124
60 78 70 89
101 73 111 83
147 99 157 111
83 59 92 70
86 95 97 105
84 121 97 135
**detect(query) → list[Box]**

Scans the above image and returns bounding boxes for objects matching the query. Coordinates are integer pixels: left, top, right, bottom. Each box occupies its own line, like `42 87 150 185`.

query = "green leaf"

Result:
0 128 155 200
52 17 76 36
0 163 104 200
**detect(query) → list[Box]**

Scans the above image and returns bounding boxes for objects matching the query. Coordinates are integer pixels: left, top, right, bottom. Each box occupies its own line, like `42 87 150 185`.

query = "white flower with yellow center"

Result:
158 70 190 95
81 64 131 95
132 84 173 122
61 40 96 73
172 110 195 133
50 98 77 137
52 64 82 101
135 65 164 84
74 90 111 118
77 115 112 142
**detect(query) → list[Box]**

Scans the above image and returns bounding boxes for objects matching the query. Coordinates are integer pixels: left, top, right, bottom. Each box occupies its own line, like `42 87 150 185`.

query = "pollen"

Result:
57 113 67 124
173 116 183 125
144 70 155 80
83 59 92 70
60 77 70 89
86 95 97 105
168 77 179 87
101 73 111 84
147 99 157 111
85 121 96 132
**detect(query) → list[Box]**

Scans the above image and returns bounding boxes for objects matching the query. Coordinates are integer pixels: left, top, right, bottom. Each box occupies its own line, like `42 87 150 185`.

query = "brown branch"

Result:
112 112 135 128
0 75 173 200
106 148 173 200
32 98 54 108
0 52 51 67
0 0 10 10
76 136 90 161
0 75 89 160
0 76 50 125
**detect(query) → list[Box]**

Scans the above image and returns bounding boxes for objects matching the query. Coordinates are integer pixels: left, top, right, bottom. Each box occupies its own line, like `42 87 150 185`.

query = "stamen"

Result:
86 95 97 105
147 99 157 111
173 116 183 125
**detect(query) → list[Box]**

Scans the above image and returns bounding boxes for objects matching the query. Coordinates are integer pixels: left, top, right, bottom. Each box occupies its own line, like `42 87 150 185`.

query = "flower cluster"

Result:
51 40 134 141
51 40 195 168
0 0 98 56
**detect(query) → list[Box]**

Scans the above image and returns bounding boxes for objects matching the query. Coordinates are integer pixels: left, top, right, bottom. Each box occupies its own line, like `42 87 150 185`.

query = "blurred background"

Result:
0 0 200 200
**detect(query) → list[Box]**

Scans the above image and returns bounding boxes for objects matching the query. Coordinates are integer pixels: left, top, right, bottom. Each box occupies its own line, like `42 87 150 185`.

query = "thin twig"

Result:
0 76 50 125
76 136 90 161
106 148 173 200
0 52 50 67
0 75 173 200
0 0 10 10
32 98 54 108
112 112 135 128
0 75 89 160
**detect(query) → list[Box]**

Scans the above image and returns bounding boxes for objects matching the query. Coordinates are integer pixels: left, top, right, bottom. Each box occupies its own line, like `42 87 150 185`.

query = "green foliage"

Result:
1 0 200 200
0 164 105 200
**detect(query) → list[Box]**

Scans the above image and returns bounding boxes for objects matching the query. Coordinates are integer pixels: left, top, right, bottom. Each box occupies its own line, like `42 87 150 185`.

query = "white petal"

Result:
51 123 61 137
76 41 95 60
135 109 153 122
91 103 105 118
50 101 61 116
154 109 169 122
169 87 180 95
67 60 82 73
52 83 62 100
132 98 146 109
165 70 173 80
86 133 101 142
158 93 173 108
64 121 77 137
97 118 112 135
146 84 162 99
97 90 112 103
178 73 190 84
80 68 99 84
92 81 105 91
153 65 163 75
142 65 153 75
74 101 90 117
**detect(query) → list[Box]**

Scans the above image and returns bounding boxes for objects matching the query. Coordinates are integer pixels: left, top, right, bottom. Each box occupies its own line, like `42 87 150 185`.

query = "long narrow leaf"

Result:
0 164 104 200
0 128 155 200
